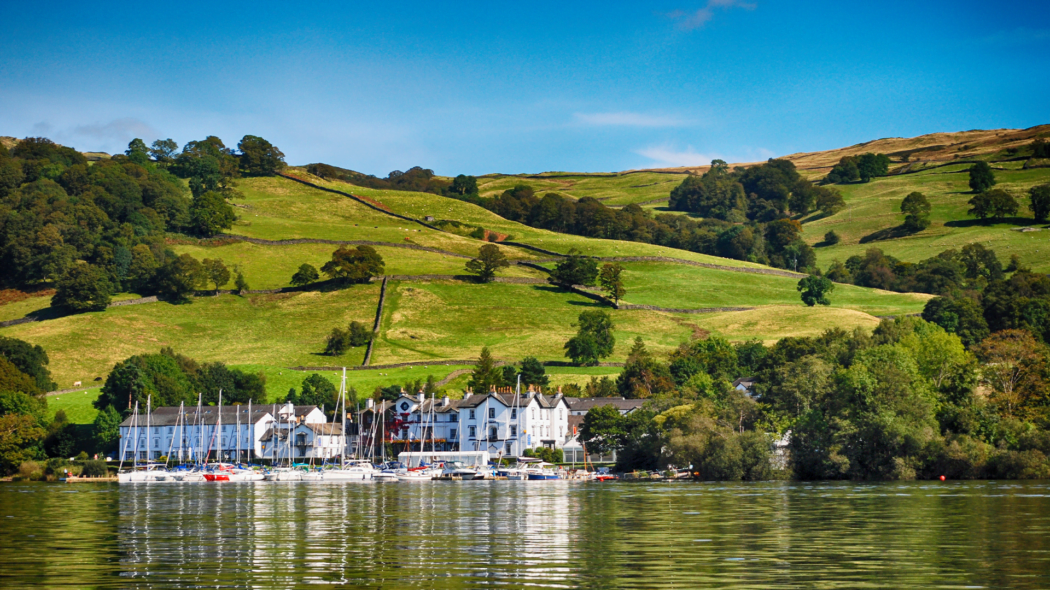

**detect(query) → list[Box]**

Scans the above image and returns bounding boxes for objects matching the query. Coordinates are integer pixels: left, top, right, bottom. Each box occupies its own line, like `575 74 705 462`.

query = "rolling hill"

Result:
3 170 929 418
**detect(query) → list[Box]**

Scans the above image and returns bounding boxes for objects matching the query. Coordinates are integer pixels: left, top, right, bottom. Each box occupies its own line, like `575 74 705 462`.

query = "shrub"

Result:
15 460 44 481
81 459 108 477
823 230 840 245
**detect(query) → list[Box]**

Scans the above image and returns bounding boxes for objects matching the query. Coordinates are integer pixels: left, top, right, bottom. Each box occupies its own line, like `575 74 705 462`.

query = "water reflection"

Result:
1 480 1049 588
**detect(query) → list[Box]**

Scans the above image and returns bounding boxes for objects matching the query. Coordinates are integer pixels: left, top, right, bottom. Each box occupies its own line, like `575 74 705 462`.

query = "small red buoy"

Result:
940 475 946 481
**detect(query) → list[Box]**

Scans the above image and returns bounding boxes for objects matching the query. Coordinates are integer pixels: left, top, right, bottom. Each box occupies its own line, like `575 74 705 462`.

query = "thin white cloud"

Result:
636 145 722 168
983 27 1050 45
575 111 690 128
667 0 756 30
72 118 160 143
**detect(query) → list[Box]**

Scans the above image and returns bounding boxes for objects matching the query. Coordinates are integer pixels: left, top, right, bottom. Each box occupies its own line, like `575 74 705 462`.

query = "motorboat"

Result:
397 464 441 482
264 467 302 482
117 463 171 483
525 462 562 480
439 461 480 480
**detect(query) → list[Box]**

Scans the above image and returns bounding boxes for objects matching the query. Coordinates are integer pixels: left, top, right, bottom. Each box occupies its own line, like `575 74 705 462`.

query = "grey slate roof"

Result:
119 405 318 428
565 397 646 413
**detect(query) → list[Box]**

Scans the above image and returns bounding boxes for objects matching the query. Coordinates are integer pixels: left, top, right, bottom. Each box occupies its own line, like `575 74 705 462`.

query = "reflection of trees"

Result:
4 480 1039 588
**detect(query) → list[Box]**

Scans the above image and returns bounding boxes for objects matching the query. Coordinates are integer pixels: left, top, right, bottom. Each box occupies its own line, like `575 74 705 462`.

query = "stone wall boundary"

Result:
277 173 443 232
214 234 472 259
362 277 389 367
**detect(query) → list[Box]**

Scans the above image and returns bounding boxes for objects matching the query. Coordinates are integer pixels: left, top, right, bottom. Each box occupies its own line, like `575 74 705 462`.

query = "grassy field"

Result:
170 241 543 290
3 286 381 389
310 174 768 267
689 305 884 343
613 262 931 316
475 171 687 207
804 165 1050 271
48 388 102 423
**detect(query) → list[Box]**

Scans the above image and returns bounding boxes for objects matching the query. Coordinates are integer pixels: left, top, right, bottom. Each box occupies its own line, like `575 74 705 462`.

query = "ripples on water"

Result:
1 480 1048 589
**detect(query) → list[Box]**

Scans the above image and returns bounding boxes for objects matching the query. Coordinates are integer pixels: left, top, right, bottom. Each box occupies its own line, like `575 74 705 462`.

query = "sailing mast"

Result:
248 398 252 464
146 395 152 464
197 393 203 466
217 389 223 464
165 402 183 468
340 368 347 468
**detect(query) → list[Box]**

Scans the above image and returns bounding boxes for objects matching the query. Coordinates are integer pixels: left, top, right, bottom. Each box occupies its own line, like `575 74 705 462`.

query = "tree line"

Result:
579 316 1050 480
0 134 286 311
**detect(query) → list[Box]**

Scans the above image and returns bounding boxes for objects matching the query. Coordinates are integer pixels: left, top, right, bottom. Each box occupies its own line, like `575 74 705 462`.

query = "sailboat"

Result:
316 369 376 481
398 392 441 482
118 397 170 482
264 403 302 481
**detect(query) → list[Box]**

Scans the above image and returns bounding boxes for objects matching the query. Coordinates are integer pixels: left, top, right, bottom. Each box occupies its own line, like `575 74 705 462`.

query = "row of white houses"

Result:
118 403 332 462
118 392 646 463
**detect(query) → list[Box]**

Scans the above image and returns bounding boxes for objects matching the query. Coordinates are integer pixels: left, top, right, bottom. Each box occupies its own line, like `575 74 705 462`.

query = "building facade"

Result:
118 403 327 462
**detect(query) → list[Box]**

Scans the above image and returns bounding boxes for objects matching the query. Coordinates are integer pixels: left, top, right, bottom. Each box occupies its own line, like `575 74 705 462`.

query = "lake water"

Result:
1 480 1048 589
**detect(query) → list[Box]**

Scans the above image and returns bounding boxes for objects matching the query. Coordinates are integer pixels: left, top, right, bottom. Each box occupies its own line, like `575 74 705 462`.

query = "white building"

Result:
384 390 571 457
118 403 328 463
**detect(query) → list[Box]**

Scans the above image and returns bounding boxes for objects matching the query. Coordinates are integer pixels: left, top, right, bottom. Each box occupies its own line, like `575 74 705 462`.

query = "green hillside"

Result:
476 171 687 207
803 163 1050 271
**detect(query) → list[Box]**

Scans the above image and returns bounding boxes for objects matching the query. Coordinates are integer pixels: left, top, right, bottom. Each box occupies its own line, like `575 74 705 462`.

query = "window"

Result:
468 426 476 439
469 410 475 420
511 409 517 419
510 425 517 437
154 439 159 448
532 408 536 419
559 410 564 420
489 426 498 439
451 429 458 440
488 408 495 419
450 414 458 422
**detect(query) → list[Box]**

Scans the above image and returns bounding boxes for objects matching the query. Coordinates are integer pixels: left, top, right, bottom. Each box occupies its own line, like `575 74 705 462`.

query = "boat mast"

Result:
340 367 347 468
248 398 252 464
166 402 182 468
197 393 203 466
236 397 241 464
217 389 223 464
146 395 152 464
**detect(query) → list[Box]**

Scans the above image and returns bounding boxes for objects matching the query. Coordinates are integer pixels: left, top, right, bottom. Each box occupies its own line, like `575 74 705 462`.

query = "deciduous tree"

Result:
1029 184 1050 223
900 191 932 232
598 263 626 306
201 258 230 292
290 263 320 287
797 275 834 306
321 246 385 284
190 191 235 236
969 161 996 193
465 244 509 282
51 264 112 312
564 310 615 365
547 248 599 288
968 189 1018 222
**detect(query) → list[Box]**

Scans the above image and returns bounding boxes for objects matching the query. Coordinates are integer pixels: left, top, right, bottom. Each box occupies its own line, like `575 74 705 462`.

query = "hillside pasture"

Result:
804 165 1050 272
2 286 381 389
475 171 687 207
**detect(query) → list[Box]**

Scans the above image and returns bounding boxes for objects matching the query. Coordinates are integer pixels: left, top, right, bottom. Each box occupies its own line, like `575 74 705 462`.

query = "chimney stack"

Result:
443 395 450 407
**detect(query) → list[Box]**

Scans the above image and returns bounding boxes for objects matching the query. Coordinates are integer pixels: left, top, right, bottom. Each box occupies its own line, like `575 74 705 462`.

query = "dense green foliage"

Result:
968 189 1018 222
0 337 55 474
306 164 454 195
547 248 598 288
0 135 284 309
325 321 373 356
1030 184 1050 223
468 346 502 393
798 275 834 306
900 191 932 232
290 263 320 287
825 244 1005 296
826 153 890 184
564 310 615 365
968 161 997 193
95 347 266 413
287 373 338 408
580 317 1050 480
598 263 626 305
464 244 509 282
51 263 112 311
321 245 385 284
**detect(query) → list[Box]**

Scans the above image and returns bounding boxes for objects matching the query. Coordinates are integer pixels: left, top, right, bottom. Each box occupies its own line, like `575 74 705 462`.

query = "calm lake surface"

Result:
1 480 1048 589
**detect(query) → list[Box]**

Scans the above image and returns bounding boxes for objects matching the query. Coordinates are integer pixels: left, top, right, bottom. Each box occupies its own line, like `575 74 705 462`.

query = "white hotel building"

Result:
377 390 571 457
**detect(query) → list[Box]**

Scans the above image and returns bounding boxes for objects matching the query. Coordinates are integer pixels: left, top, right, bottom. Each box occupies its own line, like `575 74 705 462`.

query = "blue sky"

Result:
1 1 1047 176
